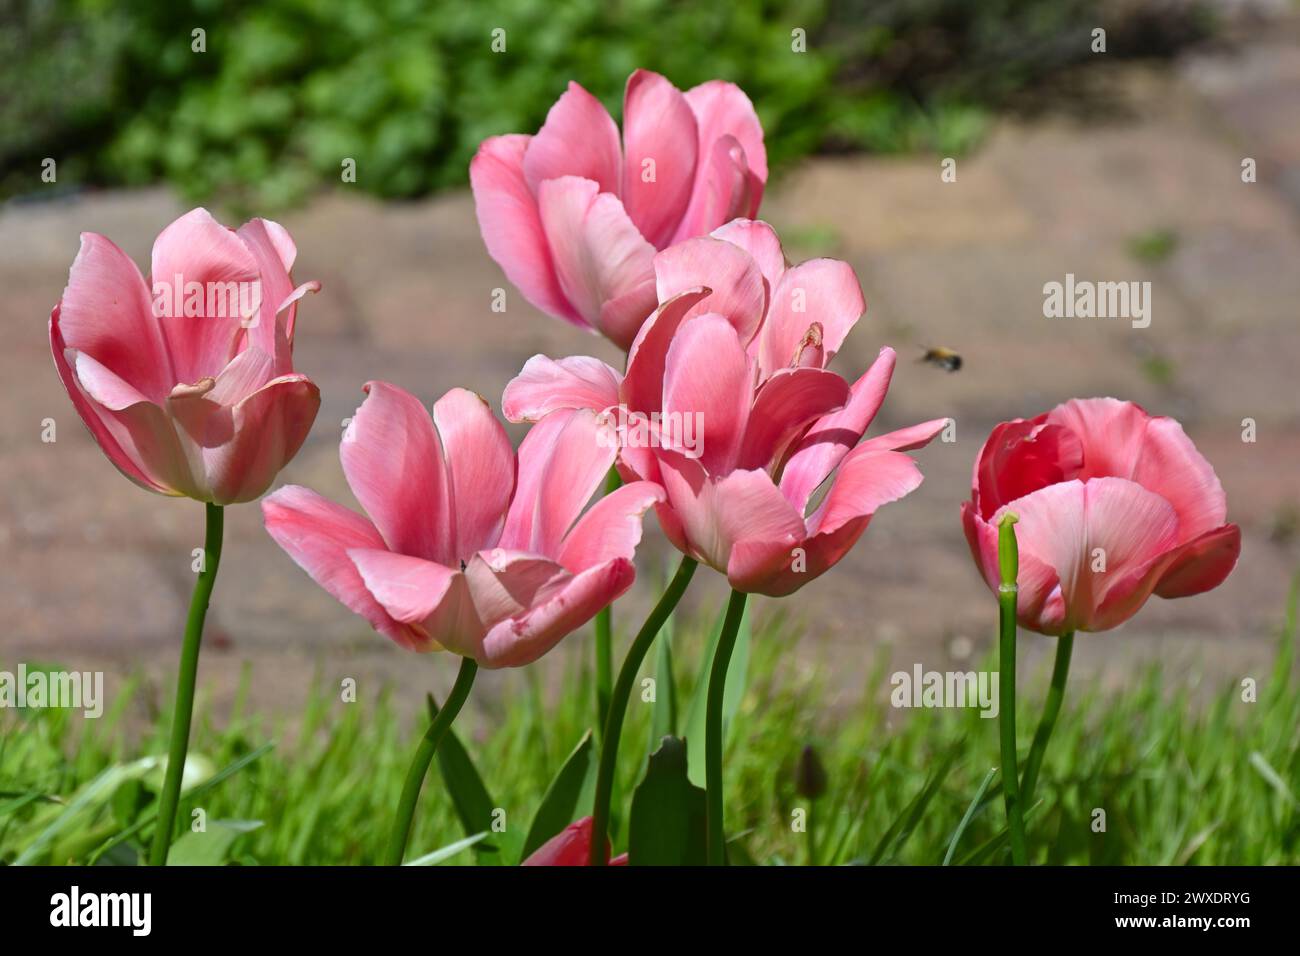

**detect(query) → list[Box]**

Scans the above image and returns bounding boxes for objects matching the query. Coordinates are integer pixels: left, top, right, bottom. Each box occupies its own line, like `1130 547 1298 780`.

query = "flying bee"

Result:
919 346 962 372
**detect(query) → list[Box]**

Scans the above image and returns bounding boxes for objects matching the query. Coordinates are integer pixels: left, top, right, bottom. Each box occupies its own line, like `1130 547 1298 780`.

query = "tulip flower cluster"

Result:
48 70 1238 867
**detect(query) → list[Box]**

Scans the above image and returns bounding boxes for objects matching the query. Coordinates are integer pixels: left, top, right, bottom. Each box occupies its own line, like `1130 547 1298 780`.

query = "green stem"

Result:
384 656 478 865
149 502 223 866
593 467 622 737
1020 631 1075 806
996 513 1028 866
705 588 748 866
589 556 698 865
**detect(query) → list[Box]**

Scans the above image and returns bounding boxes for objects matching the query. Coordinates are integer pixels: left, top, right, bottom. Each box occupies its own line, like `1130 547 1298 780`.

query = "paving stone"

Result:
4 38 1300 718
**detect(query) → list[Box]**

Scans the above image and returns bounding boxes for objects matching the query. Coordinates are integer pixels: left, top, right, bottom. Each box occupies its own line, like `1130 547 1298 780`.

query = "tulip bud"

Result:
795 744 828 800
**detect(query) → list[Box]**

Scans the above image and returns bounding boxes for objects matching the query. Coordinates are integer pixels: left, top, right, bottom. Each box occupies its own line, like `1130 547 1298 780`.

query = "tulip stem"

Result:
593 467 623 737
384 656 478 865
996 513 1028 866
706 588 748 866
589 556 698 865
1020 630 1075 806
149 502 223 866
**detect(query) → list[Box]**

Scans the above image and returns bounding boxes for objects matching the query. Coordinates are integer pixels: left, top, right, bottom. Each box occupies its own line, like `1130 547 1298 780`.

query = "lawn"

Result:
4 581 1296 866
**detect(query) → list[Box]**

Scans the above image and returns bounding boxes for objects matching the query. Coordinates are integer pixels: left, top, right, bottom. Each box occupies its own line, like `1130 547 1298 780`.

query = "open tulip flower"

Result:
263 382 662 863
471 70 767 349
50 208 321 504
504 218 947 864
47 208 321 866
263 381 663 669
962 397 1241 635
504 219 949 596
966 398 1241 865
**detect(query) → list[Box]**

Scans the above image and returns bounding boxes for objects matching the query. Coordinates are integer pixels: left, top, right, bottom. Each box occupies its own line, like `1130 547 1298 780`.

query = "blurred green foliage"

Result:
2 0 1212 210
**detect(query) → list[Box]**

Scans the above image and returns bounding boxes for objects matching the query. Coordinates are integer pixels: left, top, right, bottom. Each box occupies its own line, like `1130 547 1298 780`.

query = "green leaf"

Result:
521 730 596 861
942 766 997 865
428 695 522 865
649 612 678 749
683 601 750 786
627 736 707 865
403 831 488 866
167 819 263 866
865 741 960 865
84 742 275 865
14 756 163 865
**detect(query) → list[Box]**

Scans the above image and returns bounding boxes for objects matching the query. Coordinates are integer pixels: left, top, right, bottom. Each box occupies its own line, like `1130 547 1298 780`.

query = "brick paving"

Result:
3 26 1298 724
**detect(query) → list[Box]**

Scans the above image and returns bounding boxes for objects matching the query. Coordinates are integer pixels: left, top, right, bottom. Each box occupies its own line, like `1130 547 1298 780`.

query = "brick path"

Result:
3 25 1298 723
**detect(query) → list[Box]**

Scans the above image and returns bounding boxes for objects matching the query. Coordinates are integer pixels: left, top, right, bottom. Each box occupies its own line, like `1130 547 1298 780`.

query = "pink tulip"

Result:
962 398 1241 635
521 817 628 866
502 220 947 596
262 383 663 668
471 70 767 350
49 208 321 504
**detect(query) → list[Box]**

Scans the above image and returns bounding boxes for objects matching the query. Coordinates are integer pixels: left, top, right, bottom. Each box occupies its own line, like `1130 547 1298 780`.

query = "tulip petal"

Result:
860 418 950 454
58 232 172 402
809 446 925 538
500 409 615 559
203 374 321 505
961 501 1067 634
622 287 711 417
779 348 897 515
685 79 768 182
713 468 808 588
657 450 804 576
537 176 657 349
464 549 570 630
711 218 786 289
1045 398 1150 480
341 381 454 565
739 450 929 596
736 367 850 472
671 135 757 245
662 313 753 476
521 816 624 866
432 388 516 557
236 217 310 374
478 558 635 668
348 548 481 655
621 69 698 248
759 259 864 380
1154 523 1241 599
523 81 622 198
262 486 427 649
971 419 1081 520
674 80 767 241
558 480 664 573
1131 415 1229 543
1047 398 1229 544
653 236 766 345
502 354 623 423
471 134 583 327
50 307 171 495
73 349 198 497
998 477 1181 633
150 208 262 386
748 448 926 596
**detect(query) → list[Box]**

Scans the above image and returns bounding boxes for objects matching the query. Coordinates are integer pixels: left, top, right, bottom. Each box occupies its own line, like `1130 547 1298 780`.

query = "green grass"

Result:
3 584 1298 866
